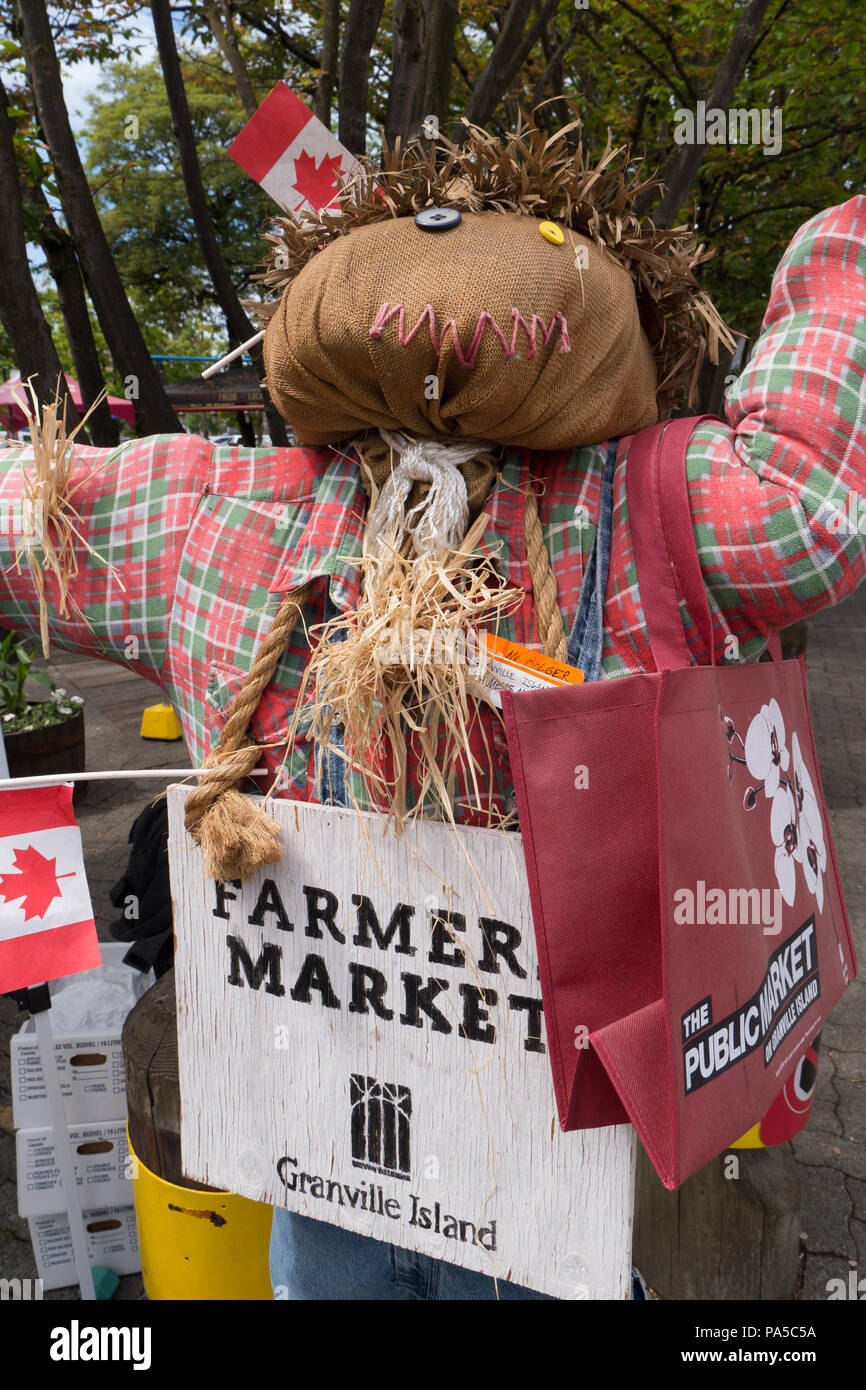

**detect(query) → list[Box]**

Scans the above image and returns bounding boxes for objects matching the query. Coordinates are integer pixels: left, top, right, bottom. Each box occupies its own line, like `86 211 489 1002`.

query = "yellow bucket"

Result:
128 1133 273 1300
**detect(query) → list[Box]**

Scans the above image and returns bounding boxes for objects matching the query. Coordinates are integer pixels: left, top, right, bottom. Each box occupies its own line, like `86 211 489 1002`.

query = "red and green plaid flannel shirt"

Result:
1 196 864 821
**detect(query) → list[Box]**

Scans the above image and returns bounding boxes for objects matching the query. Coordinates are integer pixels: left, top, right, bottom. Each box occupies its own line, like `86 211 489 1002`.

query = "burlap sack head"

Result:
264 210 659 449
260 113 734 452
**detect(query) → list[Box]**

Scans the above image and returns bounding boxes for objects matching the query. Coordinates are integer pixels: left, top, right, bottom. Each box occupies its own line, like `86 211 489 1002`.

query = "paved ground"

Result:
786 589 866 1301
0 586 864 1302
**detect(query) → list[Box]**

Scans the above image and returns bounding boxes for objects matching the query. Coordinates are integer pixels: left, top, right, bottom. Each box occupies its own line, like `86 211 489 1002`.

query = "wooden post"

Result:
123 967 218 1192
633 1145 802 1300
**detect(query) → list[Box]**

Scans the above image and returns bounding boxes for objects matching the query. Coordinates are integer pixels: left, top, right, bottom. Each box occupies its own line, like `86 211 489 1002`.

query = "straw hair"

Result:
11 379 124 657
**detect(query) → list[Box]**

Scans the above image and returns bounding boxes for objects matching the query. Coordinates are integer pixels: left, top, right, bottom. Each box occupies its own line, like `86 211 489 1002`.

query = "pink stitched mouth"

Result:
368 303 571 369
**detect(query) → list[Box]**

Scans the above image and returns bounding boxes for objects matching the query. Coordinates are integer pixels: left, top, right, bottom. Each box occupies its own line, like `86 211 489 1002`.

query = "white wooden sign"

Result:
168 788 636 1299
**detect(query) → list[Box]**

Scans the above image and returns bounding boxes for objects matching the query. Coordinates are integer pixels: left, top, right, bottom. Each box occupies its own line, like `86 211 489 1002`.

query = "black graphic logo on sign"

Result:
350 1074 412 1180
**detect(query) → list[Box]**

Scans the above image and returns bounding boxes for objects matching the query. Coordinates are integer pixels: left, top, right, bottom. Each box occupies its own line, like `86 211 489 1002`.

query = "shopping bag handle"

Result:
626 416 782 670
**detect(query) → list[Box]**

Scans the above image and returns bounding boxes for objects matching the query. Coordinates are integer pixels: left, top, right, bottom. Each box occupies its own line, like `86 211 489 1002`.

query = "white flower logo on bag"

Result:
770 783 798 906
792 732 828 912
743 697 789 797
722 703 827 912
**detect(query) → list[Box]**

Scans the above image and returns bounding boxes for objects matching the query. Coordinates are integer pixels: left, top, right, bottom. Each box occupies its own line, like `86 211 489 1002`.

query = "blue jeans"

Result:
270 1208 553 1300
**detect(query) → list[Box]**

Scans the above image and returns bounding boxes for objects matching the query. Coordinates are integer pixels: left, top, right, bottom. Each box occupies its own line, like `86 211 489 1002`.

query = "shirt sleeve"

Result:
682 193 866 662
0 432 210 681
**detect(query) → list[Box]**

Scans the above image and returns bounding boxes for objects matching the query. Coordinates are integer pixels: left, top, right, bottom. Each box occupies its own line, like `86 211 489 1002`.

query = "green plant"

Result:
0 631 83 735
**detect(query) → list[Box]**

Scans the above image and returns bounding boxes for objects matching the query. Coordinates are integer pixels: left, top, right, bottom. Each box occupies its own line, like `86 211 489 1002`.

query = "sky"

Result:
59 12 158 133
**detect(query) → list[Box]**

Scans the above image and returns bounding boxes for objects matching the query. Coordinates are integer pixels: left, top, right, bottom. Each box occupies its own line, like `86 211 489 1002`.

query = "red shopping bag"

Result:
501 418 857 1189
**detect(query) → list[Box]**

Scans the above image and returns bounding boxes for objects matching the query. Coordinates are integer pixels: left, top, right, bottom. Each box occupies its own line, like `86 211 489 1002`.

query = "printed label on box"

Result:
12 1033 127 1127
16 1121 132 1218
28 1205 139 1291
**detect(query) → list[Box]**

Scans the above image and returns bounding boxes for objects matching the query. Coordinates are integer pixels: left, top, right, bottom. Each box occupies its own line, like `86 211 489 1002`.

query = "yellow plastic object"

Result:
539 220 564 245
729 1122 764 1150
140 702 183 740
128 1134 273 1300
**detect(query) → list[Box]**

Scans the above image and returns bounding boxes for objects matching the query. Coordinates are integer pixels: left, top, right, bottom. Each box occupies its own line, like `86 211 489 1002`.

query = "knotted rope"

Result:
524 478 569 663
183 581 313 880
185 434 569 881
366 432 490 558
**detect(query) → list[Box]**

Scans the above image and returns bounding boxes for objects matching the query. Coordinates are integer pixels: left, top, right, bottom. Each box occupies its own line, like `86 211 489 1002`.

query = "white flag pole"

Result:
201 330 265 379
0 767 267 789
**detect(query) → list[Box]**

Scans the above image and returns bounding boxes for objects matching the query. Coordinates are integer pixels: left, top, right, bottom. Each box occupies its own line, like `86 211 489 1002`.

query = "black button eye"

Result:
414 207 462 231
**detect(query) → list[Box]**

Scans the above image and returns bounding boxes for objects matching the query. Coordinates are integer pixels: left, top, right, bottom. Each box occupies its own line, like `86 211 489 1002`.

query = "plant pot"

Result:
3 705 87 805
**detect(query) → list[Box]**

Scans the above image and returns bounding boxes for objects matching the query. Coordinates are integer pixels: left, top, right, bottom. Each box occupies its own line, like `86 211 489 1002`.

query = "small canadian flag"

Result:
0 785 100 993
228 82 358 216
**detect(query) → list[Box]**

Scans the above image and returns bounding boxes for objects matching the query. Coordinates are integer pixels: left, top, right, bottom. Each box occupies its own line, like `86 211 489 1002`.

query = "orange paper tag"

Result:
475 632 584 706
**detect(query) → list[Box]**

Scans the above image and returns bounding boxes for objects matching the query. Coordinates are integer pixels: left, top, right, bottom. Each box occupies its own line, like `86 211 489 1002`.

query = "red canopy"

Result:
0 375 136 431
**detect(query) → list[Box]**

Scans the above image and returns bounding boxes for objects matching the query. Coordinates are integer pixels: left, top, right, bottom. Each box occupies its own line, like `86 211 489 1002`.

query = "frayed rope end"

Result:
189 788 283 883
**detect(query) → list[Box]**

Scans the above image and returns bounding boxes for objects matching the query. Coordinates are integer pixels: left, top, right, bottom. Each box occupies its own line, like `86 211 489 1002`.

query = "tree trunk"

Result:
0 76 84 432
387 0 426 147
235 410 255 447
532 14 580 128
17 91 116 443
15 0 180 435
338 0 386 154
461 0 560 132
422 0 459 129
26 186 119 446
150 0 287 446
202 0 257 119
314 0 340 127
639 0 774 226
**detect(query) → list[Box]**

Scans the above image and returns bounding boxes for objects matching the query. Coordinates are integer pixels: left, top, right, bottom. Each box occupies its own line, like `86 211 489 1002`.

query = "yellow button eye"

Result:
539 220 564 245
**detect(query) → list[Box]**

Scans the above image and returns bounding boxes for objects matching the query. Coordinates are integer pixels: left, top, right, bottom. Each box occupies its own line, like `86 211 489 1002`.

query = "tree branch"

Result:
202 0 257 118
610 0 698 103
640 0 775 227
530 11 583 109
461 0 560 132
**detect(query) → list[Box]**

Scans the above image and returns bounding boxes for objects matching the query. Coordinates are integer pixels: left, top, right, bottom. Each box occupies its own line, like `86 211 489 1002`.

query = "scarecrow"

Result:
0 112 864 1301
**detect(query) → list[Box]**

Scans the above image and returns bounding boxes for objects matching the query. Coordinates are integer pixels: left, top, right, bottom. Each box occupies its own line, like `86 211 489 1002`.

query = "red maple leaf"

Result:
0 844 75 921
291 149 343 211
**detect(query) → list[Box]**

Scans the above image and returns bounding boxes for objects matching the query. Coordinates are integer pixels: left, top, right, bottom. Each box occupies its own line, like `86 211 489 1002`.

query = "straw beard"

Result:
287 433 522 831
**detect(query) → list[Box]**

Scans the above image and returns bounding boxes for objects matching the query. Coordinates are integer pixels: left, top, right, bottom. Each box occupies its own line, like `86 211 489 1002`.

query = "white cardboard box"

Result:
11 1032 127 1128
28 1205 140 1291
11 941 151 1127
17 1120 132 1218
